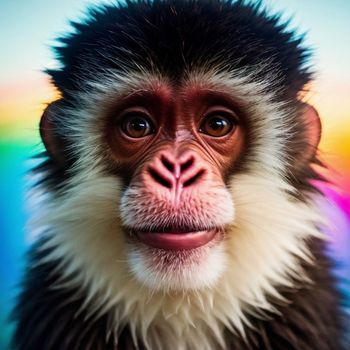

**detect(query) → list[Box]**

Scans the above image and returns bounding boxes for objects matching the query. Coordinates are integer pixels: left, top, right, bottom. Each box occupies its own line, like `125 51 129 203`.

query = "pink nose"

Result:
147 151 206 191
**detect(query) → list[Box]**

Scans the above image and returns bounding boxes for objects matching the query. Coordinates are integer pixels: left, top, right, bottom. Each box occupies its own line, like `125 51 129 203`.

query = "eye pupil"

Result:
209 118 226 130
130 118 146 131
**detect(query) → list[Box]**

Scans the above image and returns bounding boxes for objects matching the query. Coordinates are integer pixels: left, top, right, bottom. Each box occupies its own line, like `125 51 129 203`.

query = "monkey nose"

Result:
147 152 206 192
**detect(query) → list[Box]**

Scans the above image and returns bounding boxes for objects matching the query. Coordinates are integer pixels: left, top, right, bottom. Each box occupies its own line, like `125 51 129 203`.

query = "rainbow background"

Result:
0 0 349 348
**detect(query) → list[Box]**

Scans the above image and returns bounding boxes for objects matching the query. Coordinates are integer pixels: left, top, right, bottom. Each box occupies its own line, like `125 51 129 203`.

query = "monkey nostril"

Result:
148 167 172 189
180 156 194 172
161 155 175 173
183 169 205 188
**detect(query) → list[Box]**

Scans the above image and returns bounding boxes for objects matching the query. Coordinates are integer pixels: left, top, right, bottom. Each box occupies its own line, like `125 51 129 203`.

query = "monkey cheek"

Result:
125 236 228 292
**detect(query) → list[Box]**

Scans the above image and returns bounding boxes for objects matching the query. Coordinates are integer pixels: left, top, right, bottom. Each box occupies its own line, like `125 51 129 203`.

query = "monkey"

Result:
12 0 347 349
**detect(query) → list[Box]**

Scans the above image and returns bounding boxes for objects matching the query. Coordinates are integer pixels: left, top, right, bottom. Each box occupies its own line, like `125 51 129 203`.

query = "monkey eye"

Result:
199 113 237 137
120 113 155 138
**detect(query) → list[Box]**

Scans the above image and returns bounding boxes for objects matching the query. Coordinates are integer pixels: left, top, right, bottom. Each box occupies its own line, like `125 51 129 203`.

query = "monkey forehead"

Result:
49 0 312 99
100 76 247 111
82 68 270 110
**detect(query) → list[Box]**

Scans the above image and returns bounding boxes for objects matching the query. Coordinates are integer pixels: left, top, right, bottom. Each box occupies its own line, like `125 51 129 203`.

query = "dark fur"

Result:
50 0 311 97
13 0 346 349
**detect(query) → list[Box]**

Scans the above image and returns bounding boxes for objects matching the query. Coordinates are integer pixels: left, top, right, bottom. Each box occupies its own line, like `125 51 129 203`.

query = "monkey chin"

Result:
126 229 227 292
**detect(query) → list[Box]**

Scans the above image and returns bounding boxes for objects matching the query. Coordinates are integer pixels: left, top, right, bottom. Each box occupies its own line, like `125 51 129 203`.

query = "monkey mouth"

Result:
129 226 221 250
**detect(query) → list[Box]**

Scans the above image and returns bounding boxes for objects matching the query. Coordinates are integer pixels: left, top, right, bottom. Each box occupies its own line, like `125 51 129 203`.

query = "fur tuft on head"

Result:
49 0 311 100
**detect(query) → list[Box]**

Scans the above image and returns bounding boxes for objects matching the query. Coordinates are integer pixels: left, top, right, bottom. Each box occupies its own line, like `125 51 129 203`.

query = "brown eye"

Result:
121 114 154 138
200 114 236 137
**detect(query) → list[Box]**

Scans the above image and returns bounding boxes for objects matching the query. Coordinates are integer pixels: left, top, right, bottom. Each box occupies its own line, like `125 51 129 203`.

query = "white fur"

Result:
31 68 325 349
127 240 227 292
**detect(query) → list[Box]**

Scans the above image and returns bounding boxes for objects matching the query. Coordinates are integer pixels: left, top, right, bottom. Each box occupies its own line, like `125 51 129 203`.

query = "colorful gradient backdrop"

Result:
0 0 349 348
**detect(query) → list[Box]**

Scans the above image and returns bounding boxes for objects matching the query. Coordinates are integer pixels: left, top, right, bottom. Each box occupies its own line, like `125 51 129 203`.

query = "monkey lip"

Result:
133 228 219 250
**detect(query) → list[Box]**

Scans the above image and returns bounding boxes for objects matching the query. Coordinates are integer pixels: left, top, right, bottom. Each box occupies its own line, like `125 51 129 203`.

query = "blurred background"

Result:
0 0 349 348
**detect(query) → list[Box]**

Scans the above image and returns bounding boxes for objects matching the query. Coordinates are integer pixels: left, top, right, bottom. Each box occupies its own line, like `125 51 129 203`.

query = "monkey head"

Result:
36 0 325 347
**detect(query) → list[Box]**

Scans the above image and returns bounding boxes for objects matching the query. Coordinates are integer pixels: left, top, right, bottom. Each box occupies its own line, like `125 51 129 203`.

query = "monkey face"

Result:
103 83 245 290
39 69 321 296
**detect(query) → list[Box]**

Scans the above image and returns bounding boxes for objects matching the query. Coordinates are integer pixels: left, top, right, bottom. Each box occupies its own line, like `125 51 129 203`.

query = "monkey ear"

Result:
40 99 66 165
295 103 321 169
303 103 321 149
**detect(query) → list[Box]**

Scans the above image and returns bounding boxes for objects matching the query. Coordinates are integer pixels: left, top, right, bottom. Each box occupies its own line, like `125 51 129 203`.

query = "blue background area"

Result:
0 143 30 348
